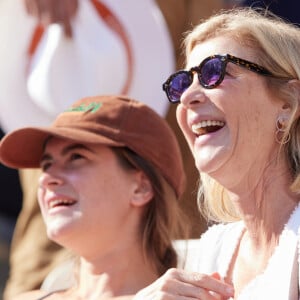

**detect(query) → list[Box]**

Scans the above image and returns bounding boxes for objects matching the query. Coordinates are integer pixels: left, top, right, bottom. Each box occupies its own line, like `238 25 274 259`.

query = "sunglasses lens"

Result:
165 57 226 102
167 71 192 103
200 58 223 87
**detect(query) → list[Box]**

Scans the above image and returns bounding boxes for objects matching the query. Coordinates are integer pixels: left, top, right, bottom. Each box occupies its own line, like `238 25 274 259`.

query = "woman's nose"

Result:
38 169 64 189
180 73 207 107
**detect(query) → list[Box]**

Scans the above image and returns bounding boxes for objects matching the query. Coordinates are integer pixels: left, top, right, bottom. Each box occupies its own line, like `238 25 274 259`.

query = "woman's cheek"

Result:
176 104 194 148
37 187 47 218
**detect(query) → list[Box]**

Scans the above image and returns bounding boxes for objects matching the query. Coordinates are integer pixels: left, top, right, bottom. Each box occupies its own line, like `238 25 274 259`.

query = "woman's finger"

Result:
133 269 234 299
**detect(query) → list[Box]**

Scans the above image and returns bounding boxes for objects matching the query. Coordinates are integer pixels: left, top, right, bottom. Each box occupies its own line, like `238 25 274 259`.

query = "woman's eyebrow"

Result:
61 143 94 155
41 143 96 162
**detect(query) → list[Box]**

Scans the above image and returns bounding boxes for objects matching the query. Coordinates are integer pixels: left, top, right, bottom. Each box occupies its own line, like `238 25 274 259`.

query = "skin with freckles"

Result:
175 37 299 297
132 8 300 299
176 37 286 189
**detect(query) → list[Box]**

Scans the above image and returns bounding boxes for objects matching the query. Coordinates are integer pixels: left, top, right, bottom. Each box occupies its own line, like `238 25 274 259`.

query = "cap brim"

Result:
0 127 123 169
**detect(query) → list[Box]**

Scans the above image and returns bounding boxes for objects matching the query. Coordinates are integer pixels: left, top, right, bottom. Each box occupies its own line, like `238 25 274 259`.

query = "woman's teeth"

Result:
49 199 76 209
192 120 225 136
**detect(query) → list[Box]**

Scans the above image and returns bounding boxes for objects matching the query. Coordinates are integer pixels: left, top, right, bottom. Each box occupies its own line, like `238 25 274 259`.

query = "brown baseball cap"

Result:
0 95 185 197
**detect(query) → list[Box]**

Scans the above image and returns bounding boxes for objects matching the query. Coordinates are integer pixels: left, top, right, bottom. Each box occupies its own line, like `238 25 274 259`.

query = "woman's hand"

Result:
133 269 234 299
24 0 79 37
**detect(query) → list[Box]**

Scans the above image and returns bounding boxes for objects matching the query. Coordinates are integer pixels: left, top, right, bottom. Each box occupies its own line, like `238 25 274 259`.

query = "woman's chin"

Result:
194 151 224 175
46 221 76 244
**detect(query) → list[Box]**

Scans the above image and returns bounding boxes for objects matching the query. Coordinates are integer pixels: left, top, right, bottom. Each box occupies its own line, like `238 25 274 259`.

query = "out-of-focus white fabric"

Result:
0 0 174 132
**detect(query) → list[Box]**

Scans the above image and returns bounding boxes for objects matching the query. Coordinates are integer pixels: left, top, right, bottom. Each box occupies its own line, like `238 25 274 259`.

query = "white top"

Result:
183 205 300 299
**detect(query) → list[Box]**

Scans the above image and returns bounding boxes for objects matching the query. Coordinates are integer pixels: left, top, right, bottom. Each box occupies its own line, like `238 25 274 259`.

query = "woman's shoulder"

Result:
12 290 60 300
200 221 244 244
12 291 132 300
12 290 49 300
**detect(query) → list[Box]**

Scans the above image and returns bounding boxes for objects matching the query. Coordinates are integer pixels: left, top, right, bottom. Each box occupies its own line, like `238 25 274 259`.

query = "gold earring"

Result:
275 116 290 144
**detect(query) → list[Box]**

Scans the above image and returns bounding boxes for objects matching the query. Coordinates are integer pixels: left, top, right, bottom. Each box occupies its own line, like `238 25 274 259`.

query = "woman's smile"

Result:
191 119 225 136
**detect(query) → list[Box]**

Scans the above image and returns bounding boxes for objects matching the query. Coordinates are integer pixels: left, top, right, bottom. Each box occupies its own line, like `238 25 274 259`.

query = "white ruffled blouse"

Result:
183 204 300 299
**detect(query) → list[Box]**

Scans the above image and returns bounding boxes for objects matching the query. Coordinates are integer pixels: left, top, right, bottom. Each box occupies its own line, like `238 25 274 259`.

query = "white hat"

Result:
0 0 174 132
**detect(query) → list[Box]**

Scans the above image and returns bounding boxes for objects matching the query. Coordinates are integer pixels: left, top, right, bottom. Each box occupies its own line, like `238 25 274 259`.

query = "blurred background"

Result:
0 0 296 299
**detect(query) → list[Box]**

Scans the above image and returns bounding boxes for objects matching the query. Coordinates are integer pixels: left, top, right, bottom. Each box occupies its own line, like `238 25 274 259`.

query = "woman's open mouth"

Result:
191 120 225 136
48 198 77 209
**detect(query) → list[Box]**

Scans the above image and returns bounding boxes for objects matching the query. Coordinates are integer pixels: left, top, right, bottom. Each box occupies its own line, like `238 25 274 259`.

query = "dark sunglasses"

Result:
162 54 288 103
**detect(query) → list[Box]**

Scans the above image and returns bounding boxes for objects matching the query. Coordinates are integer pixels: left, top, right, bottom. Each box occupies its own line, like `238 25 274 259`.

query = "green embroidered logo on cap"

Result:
66 102 102 113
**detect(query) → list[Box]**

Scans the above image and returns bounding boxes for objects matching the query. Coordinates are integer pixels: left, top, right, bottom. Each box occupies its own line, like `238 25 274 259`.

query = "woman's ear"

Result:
287 79 300 109
279 79 300 118
130 172 154 207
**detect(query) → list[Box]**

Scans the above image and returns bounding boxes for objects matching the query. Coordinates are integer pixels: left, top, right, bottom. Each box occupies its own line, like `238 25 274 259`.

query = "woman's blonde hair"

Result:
184 8 300 223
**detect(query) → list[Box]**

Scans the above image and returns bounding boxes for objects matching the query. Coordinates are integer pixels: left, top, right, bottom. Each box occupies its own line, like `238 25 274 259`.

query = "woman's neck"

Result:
73 245 158 299
227 167 299 247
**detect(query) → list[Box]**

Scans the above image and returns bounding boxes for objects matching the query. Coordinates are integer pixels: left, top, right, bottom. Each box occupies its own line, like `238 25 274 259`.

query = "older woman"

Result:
0 95 187 300
134 8 300 300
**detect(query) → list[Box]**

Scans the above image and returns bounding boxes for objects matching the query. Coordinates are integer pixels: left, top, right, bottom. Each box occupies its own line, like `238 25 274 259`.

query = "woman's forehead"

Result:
186 37 253 68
